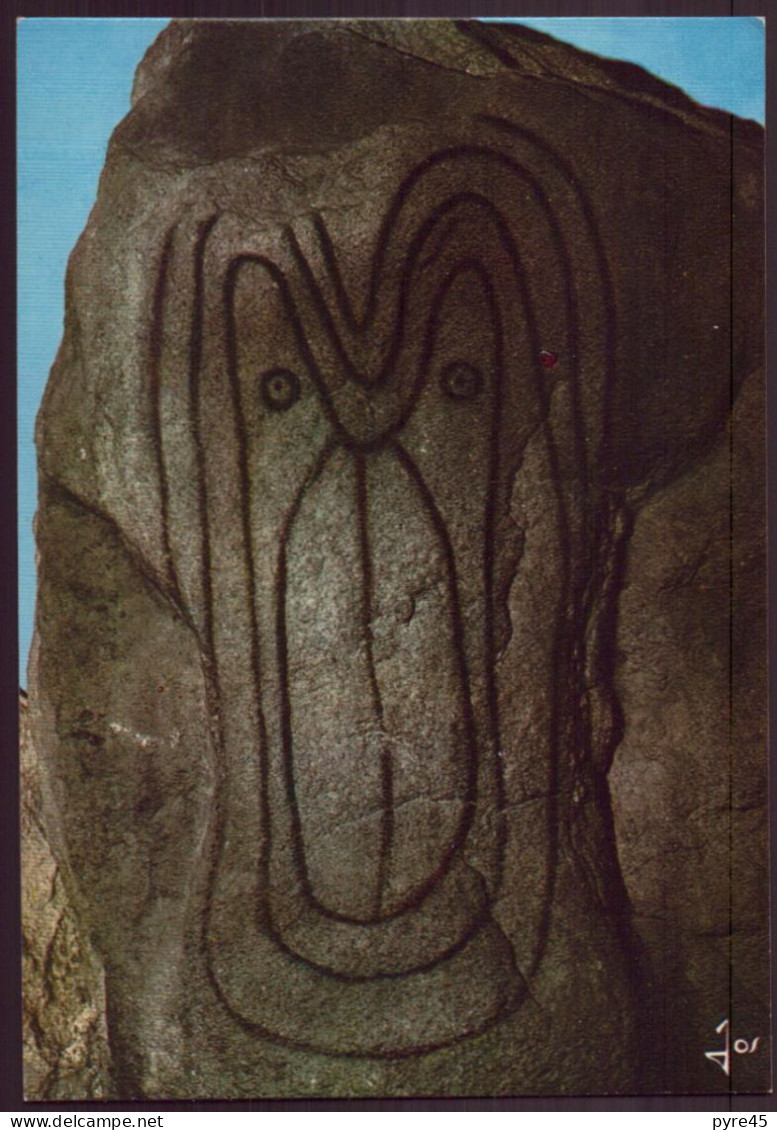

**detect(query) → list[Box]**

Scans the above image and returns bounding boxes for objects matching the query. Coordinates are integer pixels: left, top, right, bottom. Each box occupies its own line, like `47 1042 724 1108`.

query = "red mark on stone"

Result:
539 350 558 370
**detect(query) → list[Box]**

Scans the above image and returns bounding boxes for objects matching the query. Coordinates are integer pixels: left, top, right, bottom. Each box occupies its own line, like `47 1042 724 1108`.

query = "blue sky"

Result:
17 17 765 681
487 18 765 125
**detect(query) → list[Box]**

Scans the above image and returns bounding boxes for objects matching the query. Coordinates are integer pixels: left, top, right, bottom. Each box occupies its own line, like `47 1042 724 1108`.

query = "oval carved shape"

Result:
282 443 475 926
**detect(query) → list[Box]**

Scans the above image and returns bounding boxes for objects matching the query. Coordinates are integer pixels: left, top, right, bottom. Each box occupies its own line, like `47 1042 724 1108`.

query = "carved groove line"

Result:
218 148 573 1014
215 203 509 994
148 225 181 605
353 451 392 921
242 219 505 939
479 115 627 860
283 154 586 966
190 215 221 664
142 132 612 1053
282 173 569 950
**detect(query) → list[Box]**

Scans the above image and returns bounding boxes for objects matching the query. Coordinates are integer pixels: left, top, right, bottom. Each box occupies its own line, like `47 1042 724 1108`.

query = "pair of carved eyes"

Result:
258 362 484 412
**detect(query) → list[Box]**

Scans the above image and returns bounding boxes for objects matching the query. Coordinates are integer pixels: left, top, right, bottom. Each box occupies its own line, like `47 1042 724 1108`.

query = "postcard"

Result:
19 17 768 1100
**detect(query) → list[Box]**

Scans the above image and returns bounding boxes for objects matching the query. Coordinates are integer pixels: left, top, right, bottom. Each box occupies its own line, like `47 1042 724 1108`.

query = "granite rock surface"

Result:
26 20 765 1098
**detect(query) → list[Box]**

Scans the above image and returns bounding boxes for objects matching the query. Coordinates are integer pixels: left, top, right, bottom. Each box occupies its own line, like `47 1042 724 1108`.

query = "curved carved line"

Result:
225 176 571 976
196 209 527 1050
206 919 523 1056
417 252 508 895
199 134 600 1026
365 145 584 336
195 389 490 987
238 200 514 445
474 118 618 973
479 115 627 859
287 191 547 448
148 223 182 604
478 116 617 477
353 450 392 920
190 213 222 666
313 210 359 334
283 147 587 394
225 253 347 443
274 439 481 929
219 246 517 986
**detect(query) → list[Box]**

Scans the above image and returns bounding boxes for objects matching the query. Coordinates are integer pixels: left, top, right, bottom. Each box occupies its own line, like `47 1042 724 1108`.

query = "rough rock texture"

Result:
610 368 769 1093
25 20 765 1098
21 692 111 1100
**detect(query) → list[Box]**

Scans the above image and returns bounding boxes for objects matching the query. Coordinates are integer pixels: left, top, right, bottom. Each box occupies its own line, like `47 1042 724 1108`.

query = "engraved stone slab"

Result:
27 20 765 1098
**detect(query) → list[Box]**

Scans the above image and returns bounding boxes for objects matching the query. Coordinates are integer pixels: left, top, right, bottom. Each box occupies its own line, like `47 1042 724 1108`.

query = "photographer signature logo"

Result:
705 1018 761 1077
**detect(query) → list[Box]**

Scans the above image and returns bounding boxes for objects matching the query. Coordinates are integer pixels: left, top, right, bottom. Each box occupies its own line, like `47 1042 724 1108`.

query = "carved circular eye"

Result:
440 361 483 402
260 368 301 412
